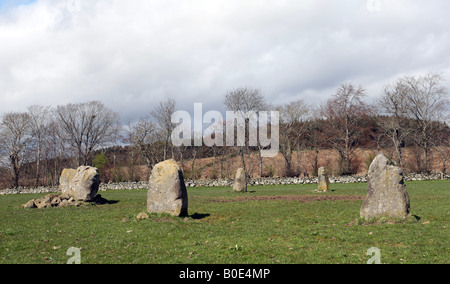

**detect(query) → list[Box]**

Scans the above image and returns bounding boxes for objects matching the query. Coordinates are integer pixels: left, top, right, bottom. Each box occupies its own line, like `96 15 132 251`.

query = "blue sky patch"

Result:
0 0 37 11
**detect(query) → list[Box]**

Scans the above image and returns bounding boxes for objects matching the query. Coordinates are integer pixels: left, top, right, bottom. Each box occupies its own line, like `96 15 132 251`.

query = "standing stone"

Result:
233 168 247 193
60 166 100 202
360 153 410 220
60 168 76 198
317 167 330 192
147 159 188 217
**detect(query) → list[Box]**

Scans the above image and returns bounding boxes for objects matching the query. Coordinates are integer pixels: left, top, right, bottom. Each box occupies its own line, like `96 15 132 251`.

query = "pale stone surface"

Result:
147 159 188 217
60 166 100 201
233 168 247 193
360 153 411 220
136 212 149 220
23 200 36 209
23 194 81 209
60 169 76 198
317 167 330 192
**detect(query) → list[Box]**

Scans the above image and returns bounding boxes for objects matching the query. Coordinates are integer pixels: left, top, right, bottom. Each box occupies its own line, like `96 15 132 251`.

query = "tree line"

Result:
0 73 449 189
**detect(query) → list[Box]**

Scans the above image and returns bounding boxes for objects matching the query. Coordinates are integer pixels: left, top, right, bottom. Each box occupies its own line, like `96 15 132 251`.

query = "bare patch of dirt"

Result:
210 195 365 203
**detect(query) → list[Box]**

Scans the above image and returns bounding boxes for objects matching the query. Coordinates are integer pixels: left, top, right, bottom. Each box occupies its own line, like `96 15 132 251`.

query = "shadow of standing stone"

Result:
360 153 410 220
147 159 188 217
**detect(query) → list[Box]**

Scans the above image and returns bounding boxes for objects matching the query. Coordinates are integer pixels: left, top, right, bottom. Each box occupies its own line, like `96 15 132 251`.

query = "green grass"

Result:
0 180 448 264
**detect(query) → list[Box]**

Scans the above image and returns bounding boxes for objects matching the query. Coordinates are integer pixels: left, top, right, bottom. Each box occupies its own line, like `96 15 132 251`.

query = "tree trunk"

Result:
423 146 429 173
313 150 319 177
10 155 20 189
259 150 263 178
283 153 292 177
35 142 41 187
239 147 246 174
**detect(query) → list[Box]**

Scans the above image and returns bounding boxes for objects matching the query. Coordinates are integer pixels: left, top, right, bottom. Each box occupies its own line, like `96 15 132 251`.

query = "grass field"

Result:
0 180 448 264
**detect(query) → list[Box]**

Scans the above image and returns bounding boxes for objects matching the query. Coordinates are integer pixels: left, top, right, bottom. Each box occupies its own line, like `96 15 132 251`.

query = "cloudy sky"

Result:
0 0 449 122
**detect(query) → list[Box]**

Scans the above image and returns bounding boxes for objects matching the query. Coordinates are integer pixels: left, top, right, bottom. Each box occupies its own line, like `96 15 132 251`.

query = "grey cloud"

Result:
0 0 449 122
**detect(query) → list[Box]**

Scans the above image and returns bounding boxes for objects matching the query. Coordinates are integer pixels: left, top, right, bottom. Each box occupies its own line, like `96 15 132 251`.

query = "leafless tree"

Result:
276 99 310 177
54 101 121 166
27 105 51 186
0 112 33 188
224 87 268 115
402 73 449 172
128 116 159 174
224 87 268 176
151 98 176 161
432 122 450 174
378 79 412 169
320 83 371 175
43 120 68 186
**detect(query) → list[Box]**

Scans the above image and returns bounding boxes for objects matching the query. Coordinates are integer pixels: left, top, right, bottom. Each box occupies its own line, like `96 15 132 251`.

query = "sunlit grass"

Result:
0 180 448 264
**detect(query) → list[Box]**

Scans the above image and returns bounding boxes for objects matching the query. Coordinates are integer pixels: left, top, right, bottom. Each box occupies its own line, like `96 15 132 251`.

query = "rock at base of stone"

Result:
23 200 36 209
136 212 149 220
233 168 247 193
23 194 82 209
360 153 410 220
147 159 188 217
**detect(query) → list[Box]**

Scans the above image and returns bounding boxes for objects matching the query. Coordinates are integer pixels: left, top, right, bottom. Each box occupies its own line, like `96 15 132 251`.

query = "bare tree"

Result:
27 105 51 186
54 101 121 166
321 83 371 175
224 87 268 176
304 113 326 177
43 120 67 186
0 112 32 188
402 73 449 172
128 117 159 174
276 99 310 177
432 122 450 174
151 99 176 161
378 79 412 169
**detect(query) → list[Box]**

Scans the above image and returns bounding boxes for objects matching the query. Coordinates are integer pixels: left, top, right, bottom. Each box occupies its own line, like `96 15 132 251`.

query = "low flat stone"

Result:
136 212 149 220
23 200 36 209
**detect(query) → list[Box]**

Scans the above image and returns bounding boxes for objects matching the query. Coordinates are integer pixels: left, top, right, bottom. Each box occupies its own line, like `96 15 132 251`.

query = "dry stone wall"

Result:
1 173 448 196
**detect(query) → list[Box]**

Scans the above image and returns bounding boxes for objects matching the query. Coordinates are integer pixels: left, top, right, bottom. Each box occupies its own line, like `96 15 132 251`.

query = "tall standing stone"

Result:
233 168 247 193
317 167 330 192
360 153 410 220
147 159 188 217
60 168 76 198
60 166 100 202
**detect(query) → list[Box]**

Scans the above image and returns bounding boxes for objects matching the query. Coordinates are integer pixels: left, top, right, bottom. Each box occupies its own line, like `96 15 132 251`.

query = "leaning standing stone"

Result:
317 167 330 192
233 168 247 193
60 168 76 199
147 159 188 217
60 166 100 202
360 153 410 220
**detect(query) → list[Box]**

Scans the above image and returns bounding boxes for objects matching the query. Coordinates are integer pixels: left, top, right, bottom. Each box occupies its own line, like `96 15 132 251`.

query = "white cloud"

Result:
0 0 449 121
